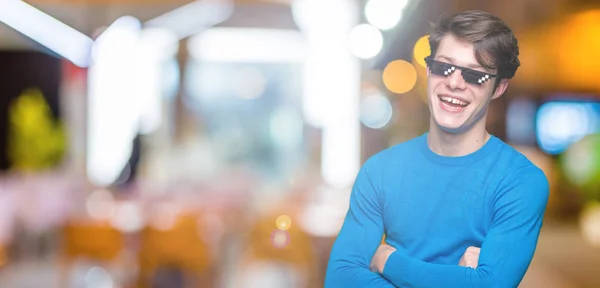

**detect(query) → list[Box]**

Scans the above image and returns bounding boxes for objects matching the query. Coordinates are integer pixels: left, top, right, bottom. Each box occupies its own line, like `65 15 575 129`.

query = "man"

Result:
325 10 549 288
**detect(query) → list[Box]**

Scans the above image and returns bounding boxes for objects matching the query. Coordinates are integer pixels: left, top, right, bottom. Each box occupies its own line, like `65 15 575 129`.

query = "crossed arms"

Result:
325 162 549 288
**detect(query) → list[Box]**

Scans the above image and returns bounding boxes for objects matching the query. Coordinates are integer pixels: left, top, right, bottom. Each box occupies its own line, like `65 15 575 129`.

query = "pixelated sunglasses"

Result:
424 56 496 86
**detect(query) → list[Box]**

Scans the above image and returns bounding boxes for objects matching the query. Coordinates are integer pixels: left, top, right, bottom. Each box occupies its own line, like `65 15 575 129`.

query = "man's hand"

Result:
370 244 397 274
459 246 480 269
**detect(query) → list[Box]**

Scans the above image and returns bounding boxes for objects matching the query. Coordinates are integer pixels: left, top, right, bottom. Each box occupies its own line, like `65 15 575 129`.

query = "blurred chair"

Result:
59 220 125 287
235 211 318 288
0 243 7 269
137 212 214 288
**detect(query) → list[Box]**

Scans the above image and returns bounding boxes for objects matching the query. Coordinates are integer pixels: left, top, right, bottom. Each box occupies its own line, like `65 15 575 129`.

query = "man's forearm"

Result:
381 244 531 288
326 263 396 288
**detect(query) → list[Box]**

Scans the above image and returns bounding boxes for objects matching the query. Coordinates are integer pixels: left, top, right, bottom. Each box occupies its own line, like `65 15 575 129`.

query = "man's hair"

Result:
428 10 520 83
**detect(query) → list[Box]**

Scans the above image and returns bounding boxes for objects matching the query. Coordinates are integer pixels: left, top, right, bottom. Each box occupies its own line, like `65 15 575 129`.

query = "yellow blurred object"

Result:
412 55 429 104
276 214 292 231
411 35 431 103
8 88 66 171
238 211 317 287
59 220 125 287
579 201 600 248
556 10 600 92
249 212 314 266
413 35 430 68
0 245 6 268
517 9 600 92
382 60 418 94
62 220 125 261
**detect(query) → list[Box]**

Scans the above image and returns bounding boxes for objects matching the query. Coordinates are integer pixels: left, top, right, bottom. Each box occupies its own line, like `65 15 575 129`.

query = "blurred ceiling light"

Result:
137 28 179 62
360 94 393 129
382 59 417 94
347 24 383 59
92 16 142 62
145 0 234 40
0 0 93 67
134 28 177 135
365 0 408 30
291 0 357 33
87 16 142 187
188 28 306 63
292 0 361 188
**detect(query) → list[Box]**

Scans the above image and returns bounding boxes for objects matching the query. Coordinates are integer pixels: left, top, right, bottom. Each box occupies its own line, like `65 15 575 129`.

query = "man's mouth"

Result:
438 95 470 108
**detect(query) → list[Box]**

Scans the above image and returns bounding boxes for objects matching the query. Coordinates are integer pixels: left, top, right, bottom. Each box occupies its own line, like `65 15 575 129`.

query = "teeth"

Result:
440 96 468 106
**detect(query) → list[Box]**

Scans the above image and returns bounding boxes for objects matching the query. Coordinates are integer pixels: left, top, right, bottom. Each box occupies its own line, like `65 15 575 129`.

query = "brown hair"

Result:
428 10 520 85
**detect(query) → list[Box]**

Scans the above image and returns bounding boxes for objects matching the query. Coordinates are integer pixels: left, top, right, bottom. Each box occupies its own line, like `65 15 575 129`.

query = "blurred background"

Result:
0 0 599 287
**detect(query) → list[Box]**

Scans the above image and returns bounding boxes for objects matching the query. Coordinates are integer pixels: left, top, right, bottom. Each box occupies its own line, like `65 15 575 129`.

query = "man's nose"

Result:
445 69 467 90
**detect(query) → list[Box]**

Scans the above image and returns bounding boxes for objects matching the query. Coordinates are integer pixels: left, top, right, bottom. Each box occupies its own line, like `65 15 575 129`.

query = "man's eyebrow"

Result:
436 54 485 70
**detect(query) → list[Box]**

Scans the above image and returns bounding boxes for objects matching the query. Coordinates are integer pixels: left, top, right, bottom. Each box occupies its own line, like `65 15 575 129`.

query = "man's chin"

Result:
432 118 468 134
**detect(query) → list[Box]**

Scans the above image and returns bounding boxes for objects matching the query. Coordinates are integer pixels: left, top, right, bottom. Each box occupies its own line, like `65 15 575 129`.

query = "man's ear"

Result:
491 79 509 100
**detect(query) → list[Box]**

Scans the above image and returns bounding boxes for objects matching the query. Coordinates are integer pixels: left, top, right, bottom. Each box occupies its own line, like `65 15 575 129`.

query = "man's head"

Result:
425 10 519 134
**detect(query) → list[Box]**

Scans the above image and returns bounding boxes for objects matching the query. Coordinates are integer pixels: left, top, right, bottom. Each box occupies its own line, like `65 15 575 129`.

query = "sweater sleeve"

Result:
381 165 549 288
325 157 396 288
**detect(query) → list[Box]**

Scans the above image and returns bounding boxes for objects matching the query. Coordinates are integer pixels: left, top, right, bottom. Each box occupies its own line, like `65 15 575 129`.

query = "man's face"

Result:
427 33 508 134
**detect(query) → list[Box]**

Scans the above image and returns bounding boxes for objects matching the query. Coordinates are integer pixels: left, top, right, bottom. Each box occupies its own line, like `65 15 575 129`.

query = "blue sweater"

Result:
325 133 549 288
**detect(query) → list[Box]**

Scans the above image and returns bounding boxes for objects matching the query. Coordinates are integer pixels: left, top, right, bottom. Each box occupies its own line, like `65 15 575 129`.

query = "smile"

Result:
438 95 470 112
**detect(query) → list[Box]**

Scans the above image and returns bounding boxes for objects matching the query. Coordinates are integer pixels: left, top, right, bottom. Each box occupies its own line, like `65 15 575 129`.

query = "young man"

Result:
325 10 549 287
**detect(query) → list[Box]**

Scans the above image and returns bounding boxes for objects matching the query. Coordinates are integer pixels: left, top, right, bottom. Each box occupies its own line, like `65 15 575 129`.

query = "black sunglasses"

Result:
424 56 496 86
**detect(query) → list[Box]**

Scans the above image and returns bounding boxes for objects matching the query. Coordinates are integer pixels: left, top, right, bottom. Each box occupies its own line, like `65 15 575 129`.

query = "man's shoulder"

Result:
493 139 546 180
491 140 549 200
362 135 424 176
368 135 423 163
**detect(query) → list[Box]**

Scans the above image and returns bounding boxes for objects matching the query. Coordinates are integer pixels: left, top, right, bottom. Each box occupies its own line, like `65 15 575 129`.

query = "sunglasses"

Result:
424 56 496 86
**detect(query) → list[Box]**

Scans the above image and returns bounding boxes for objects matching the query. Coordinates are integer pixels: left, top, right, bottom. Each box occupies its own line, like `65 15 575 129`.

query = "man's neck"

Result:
427 119 490 157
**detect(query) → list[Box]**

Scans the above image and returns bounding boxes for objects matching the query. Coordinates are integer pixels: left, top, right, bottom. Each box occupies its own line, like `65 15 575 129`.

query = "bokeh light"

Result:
271 229 290 249
580 201 600 248
536 102 599 155
364 0 408 30
562 134 600 199
109 201 144 233
360 94 393 129
276 214 292 231
84 266 114 288
85 189 116 220
347 24 383 59
382 59 417 94
413 35 430 67
149 202 180 231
